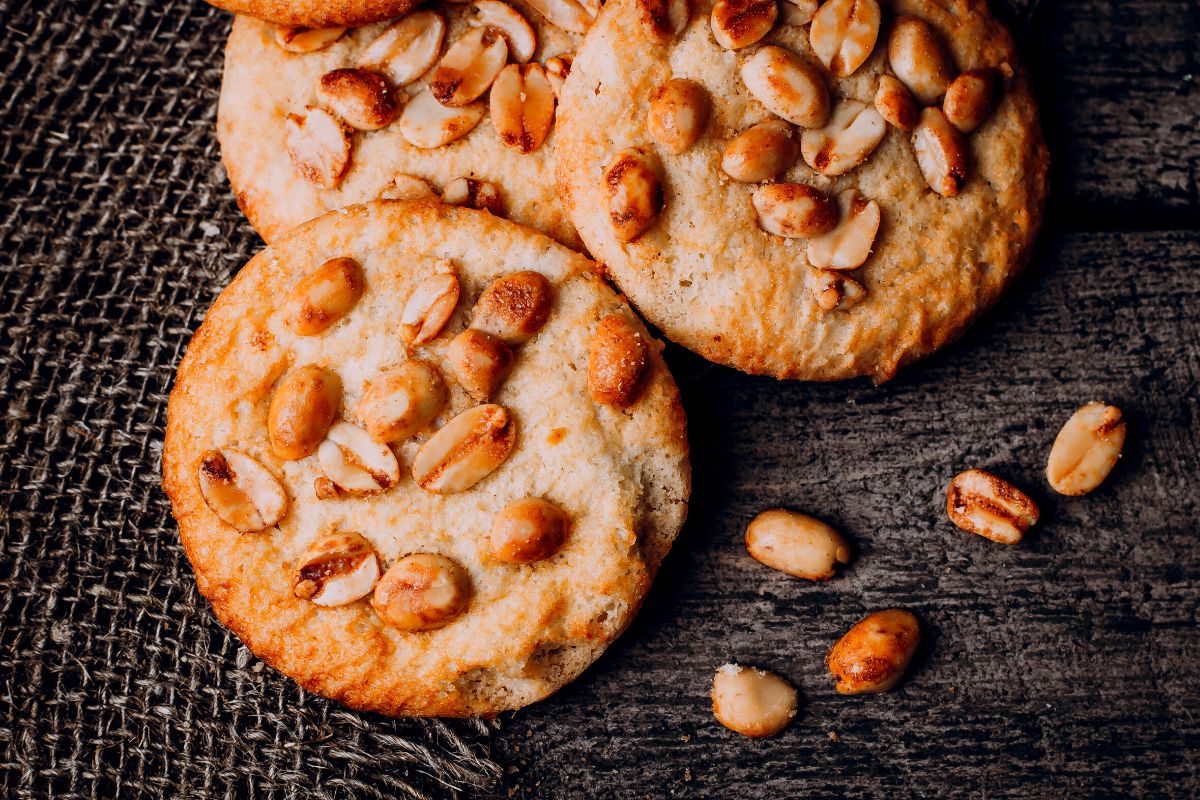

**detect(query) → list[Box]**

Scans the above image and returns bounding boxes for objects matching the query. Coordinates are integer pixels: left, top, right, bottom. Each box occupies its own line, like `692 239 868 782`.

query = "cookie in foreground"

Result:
555 0 1049 382
219 1 587 247
162 201 690 716
203 0 423 29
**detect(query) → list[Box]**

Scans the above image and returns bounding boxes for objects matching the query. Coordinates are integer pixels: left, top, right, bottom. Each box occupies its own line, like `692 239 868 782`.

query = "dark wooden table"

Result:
1 1 1195 798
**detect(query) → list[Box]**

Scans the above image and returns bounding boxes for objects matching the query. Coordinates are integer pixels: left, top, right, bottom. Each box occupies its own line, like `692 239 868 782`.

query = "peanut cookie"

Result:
555 0 1049 381
162 201 690 716
205 0 422 30
219 1 591 247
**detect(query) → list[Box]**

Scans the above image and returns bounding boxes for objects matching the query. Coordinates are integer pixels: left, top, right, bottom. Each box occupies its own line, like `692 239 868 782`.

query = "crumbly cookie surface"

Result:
556 0 1049 382
206 0 422 30
219 4 582 247
162 201 690 716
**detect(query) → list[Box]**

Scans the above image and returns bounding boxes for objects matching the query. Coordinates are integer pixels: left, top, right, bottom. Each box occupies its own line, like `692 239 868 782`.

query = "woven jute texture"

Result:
0 1 502 796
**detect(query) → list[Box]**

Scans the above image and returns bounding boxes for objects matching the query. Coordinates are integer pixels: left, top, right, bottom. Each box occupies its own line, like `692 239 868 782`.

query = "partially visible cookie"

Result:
205 0 422 29
219 1 588 247
162 201 690 716
555 0 1049 382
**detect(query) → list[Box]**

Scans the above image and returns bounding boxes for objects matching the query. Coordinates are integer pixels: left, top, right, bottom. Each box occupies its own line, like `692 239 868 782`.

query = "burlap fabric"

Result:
0 1 501 796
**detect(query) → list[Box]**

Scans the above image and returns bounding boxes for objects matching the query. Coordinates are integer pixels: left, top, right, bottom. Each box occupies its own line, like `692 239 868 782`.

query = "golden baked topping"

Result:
489 497 569 562
446 328 515 400
827 609 920 694
472 0 538 62
372 553 471 631
397 90 487 148
267 365 342 461
526 0 594 34
317 421 402 494
912 106 968 196
739 45 830 128
943 68 1002 133
809 0 880 77
722 119 799 182
711 664 798 737
946 469 1039 544
874 74 918 131
471 271 554 344
357 11 446 87
401 266 460 346
637 0 690 44
442 177 504 214
431 27 509 108
293 531 379 606
602 147 663 243
587 314 648 408
283 256 365 336
378 173 437 201
887 16 956 105
800 100 887 176
274 25 345 53
710 0 778 50
317 68 397 131
752 182 838 238
1046 403 1126 496
744 509 851 580
284 106 350 190
647 78 711 155
412 404 517 493
197 449 287 533
805 189 880 270
778 0 816 25
356 360 448 443
544 53 573 98
810 268 866 311
490 63 557 154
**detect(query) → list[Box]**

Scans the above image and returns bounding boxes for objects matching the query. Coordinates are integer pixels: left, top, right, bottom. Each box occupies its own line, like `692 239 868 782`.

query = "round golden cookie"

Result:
218 1 586 247
205 0 422 29
162 201 690 717
555 0 1049 382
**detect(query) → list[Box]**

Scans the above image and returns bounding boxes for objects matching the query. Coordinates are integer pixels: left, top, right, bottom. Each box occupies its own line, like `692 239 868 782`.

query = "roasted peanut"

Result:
745 509 850 580
711 664 798 737
710 0 778 50
603 147 663 243
284 106 351 190
431 27 508 107
355 359 448 443
489 498 569 562
372 553 471 631
827 609 920 694
446 329 514 400
526 0 594 34
197 449 287 532
943 68 1001 133
442 177 503 214
588 314 648 408
722 119 799 182
888 16 956 105
545 54 573 98
412 404 517 493
808 0 880 77
274 25 346 53
267 365 342 460
471 271 553 344
800 100 886 176
637 0 690 44
752 183 837 238
398 90 486 148
739 46 829 129
293 531 379 606
912 107 968 196
778 0 816 25
357 11 446 86
379 173 437 201
490 63 556 154
317 68 397 131
401 267 460 345
283 256 365 336
806 189 880 270
1046 403 1126 496
647 79 711 155
317 421 401 494
810 269 866 311
473 0 538 61
946 469 1039 544
874 74 917 130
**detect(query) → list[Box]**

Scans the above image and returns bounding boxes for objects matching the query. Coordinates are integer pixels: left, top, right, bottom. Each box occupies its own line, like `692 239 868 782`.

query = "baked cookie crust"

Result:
555 0 1049 382
219 5 582 247
162 201 690 716
205 0 422 29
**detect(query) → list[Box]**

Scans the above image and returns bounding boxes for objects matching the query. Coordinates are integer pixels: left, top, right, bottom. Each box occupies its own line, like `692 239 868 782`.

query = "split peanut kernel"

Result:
431 27 509 107
637 0 690 44
398 90 486 148
744 509 851 580
808 0 880 77
317 421 402 494
647 78 711 155
357 11 446 87
946 469 1039 544
722 119 799 183
1046 403 1126 496
806 189 880 270
588 314 648 408
284 106 350 190
198 449 288 533
943 68 1002 133
446 328 515 400
317 68 397 131
473 0 538 62
779 0 817 26
526 0 594 35
827 609 920 694
711 0 778 51
490 63 556 154
887 16 956 105
490 498 569 563
545 54 573 98
379 173 437 201
752 183 837 238
874 74 917 131
912 107 968 196
274 25 345 53
811 268 866 311
372 553 471 631
283 256 365 336
401 267 460 345
739 46 830 129
412 404 517 493
268 365 342 461
471 271 554 345
443 177 504 214
603 147 664 243
355 359 448 443
711 664 798 738
800 100 886 176
293 531 379 606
